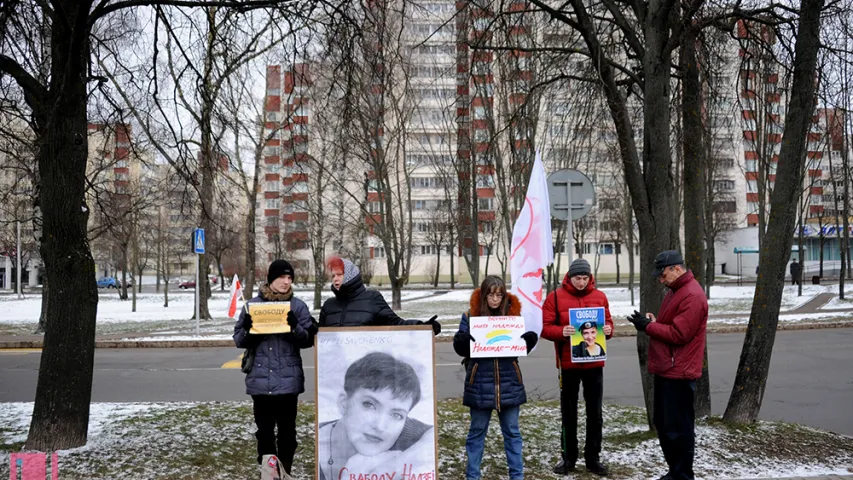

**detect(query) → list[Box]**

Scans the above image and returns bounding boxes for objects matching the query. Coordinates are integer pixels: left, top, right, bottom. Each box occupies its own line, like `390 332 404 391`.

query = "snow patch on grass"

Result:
2 400 852 479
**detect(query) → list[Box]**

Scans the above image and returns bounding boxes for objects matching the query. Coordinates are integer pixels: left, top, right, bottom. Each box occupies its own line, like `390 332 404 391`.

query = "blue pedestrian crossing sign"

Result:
193 228 205 254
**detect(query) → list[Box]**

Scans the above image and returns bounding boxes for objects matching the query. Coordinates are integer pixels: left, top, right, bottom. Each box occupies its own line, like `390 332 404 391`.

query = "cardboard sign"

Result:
568 307 606 363
248 302 291 334
469 316 527 358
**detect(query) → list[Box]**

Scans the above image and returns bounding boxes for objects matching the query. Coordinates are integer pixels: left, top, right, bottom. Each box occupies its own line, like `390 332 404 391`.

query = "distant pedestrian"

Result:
233 259 316 475
627 250 708 480
790 260 802 286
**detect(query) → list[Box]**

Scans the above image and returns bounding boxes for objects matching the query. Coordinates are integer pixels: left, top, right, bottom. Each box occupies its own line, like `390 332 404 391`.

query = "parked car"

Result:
96 277 119 289
178 280 196 289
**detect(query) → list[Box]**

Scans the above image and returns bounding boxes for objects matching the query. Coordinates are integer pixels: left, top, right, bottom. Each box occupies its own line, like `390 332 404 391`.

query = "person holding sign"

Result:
319 256 441 334
233 259 316 475
542 259 614 476
627 250 708 480
453 275 538 480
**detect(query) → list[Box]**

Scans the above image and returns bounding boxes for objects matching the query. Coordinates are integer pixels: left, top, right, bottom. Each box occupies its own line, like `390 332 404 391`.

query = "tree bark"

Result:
724 0 825 423
680 25 711 419
24 0 98 450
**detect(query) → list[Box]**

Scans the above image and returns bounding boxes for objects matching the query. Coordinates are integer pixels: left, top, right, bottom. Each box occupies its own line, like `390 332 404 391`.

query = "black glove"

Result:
286 310 297 329
627 310 651 331
425 315 441 335
521 331 538 354
242 313 253 333
453 331 475 358
307 316 319 336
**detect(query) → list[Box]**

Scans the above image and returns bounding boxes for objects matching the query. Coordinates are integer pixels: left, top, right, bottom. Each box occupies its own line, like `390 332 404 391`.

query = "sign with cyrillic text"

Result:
469 316 527 358
248 302 291 334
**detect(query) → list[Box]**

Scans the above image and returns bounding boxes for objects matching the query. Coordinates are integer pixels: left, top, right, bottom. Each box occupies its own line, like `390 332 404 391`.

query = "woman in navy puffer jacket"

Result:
233 259 315 475
453 275 538 480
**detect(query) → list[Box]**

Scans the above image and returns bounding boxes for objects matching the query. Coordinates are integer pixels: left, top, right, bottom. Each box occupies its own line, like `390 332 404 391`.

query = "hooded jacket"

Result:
541 273 614 370
646 270 708 380
318 258 421 327
233 284 314 396
453 289 527 411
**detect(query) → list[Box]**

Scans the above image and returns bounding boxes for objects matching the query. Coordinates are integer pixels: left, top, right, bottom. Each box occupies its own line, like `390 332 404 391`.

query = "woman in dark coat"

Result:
453 275 538 480
319 256 440 334
233 259 315 474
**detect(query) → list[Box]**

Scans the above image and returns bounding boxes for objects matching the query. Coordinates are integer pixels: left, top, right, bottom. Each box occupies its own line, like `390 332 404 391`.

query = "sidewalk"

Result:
738 476 853 480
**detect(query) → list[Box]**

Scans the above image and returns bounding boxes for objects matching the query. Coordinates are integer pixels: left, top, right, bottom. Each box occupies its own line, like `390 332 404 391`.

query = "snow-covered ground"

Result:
1 400 851 479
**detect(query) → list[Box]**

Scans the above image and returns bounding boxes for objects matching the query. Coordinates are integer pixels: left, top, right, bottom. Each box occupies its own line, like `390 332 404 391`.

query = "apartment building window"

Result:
599 243 615 255
482 221 493 234
473 105 487 120
374 246 386 258
420 245 438 255
268 164 281 173
266 180 280 191
473 129 490 143
476 175 495 188
747 202 759 214
478 198 494 211
714 180 735 192
115 172 128 181
714 201 737 213
369 201 382 213
266 199 281 209
116 159 128 168
747 180 758 193
292 182 309 194
266 216 279 226
745 159 757 172
411 177 443 189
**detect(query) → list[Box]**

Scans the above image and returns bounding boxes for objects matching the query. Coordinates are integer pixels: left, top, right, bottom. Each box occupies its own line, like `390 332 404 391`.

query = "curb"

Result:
1 320 852 349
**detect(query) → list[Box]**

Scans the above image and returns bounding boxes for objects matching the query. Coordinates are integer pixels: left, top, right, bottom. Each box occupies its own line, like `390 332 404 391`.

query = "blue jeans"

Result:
466 406 523 480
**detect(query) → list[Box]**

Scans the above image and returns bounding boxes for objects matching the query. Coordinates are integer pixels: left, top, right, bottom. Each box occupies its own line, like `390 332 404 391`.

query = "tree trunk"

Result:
391 276 402 310
434 250 440 287
724 0 824 423
681 25 711 419
26 2 98 449
615 242 621 284
626 197 635 307
120 245 129 300
36 275 48 334
131 227 138 313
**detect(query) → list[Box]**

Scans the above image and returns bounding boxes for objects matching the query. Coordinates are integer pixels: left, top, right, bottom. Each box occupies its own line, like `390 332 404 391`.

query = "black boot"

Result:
553 459 576 475
586 460 610 476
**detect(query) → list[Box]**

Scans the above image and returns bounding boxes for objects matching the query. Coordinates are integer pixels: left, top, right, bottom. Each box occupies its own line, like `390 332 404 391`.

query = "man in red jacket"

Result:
542 259 614 477
628 250 708 480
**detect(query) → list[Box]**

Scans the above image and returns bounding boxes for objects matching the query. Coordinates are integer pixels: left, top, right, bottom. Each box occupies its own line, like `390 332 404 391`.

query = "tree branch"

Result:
0 54 47 110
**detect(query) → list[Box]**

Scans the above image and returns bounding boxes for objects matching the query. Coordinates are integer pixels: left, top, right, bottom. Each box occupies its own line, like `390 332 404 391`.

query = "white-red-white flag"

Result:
510 151 554 337
227 274 243 318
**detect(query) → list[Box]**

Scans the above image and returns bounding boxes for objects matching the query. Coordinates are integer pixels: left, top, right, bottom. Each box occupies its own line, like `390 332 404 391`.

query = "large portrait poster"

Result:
568 307 607 363
315 326 438 480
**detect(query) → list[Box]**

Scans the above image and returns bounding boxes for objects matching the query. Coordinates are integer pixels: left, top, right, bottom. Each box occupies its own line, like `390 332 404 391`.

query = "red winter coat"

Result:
646 270 708 380
542 273 614 370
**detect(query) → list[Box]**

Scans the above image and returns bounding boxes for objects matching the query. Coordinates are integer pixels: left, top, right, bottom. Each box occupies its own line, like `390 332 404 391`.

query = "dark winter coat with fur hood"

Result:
453 289 527 411
233 285 314 396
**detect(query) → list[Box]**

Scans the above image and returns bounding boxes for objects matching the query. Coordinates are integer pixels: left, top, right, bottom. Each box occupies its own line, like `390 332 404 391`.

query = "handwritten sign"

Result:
469 316 527 358
568 307 606 363
248 302 291 334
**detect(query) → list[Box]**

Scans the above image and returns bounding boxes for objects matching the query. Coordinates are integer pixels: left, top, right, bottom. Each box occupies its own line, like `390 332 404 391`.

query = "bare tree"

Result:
724 0 826 423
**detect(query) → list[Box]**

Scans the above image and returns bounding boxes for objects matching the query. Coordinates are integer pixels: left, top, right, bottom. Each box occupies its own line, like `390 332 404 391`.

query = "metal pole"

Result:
195 253 200 336
16 221 22 299
565 182 574 265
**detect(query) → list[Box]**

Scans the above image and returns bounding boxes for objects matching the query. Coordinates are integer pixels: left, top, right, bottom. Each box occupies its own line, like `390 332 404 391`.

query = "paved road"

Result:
2 328 852 436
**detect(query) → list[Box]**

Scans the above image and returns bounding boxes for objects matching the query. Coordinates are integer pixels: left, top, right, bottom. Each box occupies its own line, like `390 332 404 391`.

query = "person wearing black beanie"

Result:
233 259 315 475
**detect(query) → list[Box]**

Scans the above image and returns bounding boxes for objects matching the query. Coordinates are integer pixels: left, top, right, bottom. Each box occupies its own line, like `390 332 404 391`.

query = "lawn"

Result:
2 400 852 479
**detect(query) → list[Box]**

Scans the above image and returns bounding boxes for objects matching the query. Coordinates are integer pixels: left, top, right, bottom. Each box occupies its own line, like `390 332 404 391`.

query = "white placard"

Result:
469 315 527 358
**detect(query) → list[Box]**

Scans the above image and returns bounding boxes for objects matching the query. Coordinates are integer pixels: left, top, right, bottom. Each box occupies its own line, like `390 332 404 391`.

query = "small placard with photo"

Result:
568 307 607 363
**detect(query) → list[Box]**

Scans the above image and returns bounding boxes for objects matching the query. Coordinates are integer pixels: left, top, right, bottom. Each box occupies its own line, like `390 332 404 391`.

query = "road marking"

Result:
221 353 243 369
0 348 42 355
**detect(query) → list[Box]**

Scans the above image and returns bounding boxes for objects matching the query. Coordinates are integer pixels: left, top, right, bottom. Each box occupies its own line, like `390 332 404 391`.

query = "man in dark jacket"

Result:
627 250 708 480
233 259 315 473
790 260 802 286
319 256 440 334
